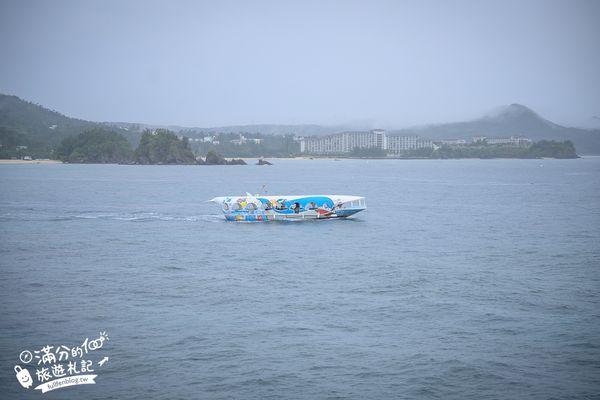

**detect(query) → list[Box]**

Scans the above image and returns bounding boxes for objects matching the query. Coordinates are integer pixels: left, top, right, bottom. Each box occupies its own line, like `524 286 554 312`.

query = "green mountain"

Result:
0 94 98 157
0 94 136 157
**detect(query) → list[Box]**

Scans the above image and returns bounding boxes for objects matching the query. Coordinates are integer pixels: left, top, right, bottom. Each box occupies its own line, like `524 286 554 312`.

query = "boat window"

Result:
222 203 229 211
291 202 301 213
246 203 257 210
231 203 241 211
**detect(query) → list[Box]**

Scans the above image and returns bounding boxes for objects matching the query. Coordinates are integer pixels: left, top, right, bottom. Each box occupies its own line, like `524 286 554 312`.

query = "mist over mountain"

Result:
109 121 348 138
1 94 599 156
392 104 600 154
576 115 600 130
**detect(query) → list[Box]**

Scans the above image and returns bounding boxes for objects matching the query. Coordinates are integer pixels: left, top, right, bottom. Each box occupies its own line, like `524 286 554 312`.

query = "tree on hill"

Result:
205 150 227 165
56 128 134 163
527 140 578 159
0 94 98 155
430 140 577 159
0 126 35 158
203 150 246 165
135 129 196 164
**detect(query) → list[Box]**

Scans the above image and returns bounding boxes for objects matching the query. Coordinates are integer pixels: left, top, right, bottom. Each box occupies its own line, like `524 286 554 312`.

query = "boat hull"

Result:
210 194 366 222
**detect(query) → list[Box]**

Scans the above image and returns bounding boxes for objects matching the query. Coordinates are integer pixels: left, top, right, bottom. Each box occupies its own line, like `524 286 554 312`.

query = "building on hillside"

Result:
230 134 263 145
440 139 467 146
386 135 434 154
299 130 433 155
484 136 532 146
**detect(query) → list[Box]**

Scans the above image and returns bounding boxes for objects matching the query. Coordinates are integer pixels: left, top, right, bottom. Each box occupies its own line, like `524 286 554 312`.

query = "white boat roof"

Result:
209 194 364 203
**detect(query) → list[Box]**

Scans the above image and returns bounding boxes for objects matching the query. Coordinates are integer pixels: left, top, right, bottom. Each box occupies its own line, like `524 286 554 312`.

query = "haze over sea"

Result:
1 158 599 399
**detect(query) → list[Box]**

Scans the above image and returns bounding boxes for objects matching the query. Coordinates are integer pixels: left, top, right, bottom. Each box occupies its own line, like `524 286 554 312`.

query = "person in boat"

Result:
293 202 301 213
317 202 332 216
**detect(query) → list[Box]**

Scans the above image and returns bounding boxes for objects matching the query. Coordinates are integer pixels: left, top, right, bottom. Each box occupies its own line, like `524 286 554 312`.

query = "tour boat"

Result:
209 193 366 221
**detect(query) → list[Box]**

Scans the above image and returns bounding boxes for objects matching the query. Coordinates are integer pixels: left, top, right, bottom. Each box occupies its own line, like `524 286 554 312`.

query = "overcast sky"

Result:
0 0 598 128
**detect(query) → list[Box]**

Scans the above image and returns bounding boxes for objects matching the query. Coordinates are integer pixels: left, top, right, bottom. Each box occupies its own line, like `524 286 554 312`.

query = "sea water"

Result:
0 158 599 399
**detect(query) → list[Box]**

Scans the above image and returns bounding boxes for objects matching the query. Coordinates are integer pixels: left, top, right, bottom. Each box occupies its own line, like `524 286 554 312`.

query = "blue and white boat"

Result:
209 193 366 221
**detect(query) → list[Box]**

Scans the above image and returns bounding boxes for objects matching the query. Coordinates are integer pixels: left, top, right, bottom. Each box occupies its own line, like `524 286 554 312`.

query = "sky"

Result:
0 0 599 128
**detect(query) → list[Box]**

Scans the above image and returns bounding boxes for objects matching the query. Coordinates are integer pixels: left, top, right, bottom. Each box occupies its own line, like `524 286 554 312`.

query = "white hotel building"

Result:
299 130 433 155
484 136 532 146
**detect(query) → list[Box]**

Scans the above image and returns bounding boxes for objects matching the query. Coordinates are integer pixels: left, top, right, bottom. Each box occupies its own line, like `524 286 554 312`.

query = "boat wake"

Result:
0 211 224 223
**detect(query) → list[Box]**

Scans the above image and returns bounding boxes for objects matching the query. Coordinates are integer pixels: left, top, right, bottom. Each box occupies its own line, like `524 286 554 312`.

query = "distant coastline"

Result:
0 135 581 165
2 94 599 162
0 159 62 165
1 155 589 166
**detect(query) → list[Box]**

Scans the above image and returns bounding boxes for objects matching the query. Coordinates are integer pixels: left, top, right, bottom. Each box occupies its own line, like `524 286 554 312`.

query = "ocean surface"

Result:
1 158 599 399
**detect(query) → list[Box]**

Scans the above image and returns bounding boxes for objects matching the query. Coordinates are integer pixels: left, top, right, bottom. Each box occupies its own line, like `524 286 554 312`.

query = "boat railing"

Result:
338 198 366 209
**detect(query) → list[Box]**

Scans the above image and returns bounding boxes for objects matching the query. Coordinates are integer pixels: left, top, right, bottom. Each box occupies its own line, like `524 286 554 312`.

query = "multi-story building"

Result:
300 130 381 154
485 136 532 146
440 139 467 146
386 135 433 154
299 130 433 155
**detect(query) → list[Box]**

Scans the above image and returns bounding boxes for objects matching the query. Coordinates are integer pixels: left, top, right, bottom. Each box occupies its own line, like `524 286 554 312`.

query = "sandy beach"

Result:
0 159 63 165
